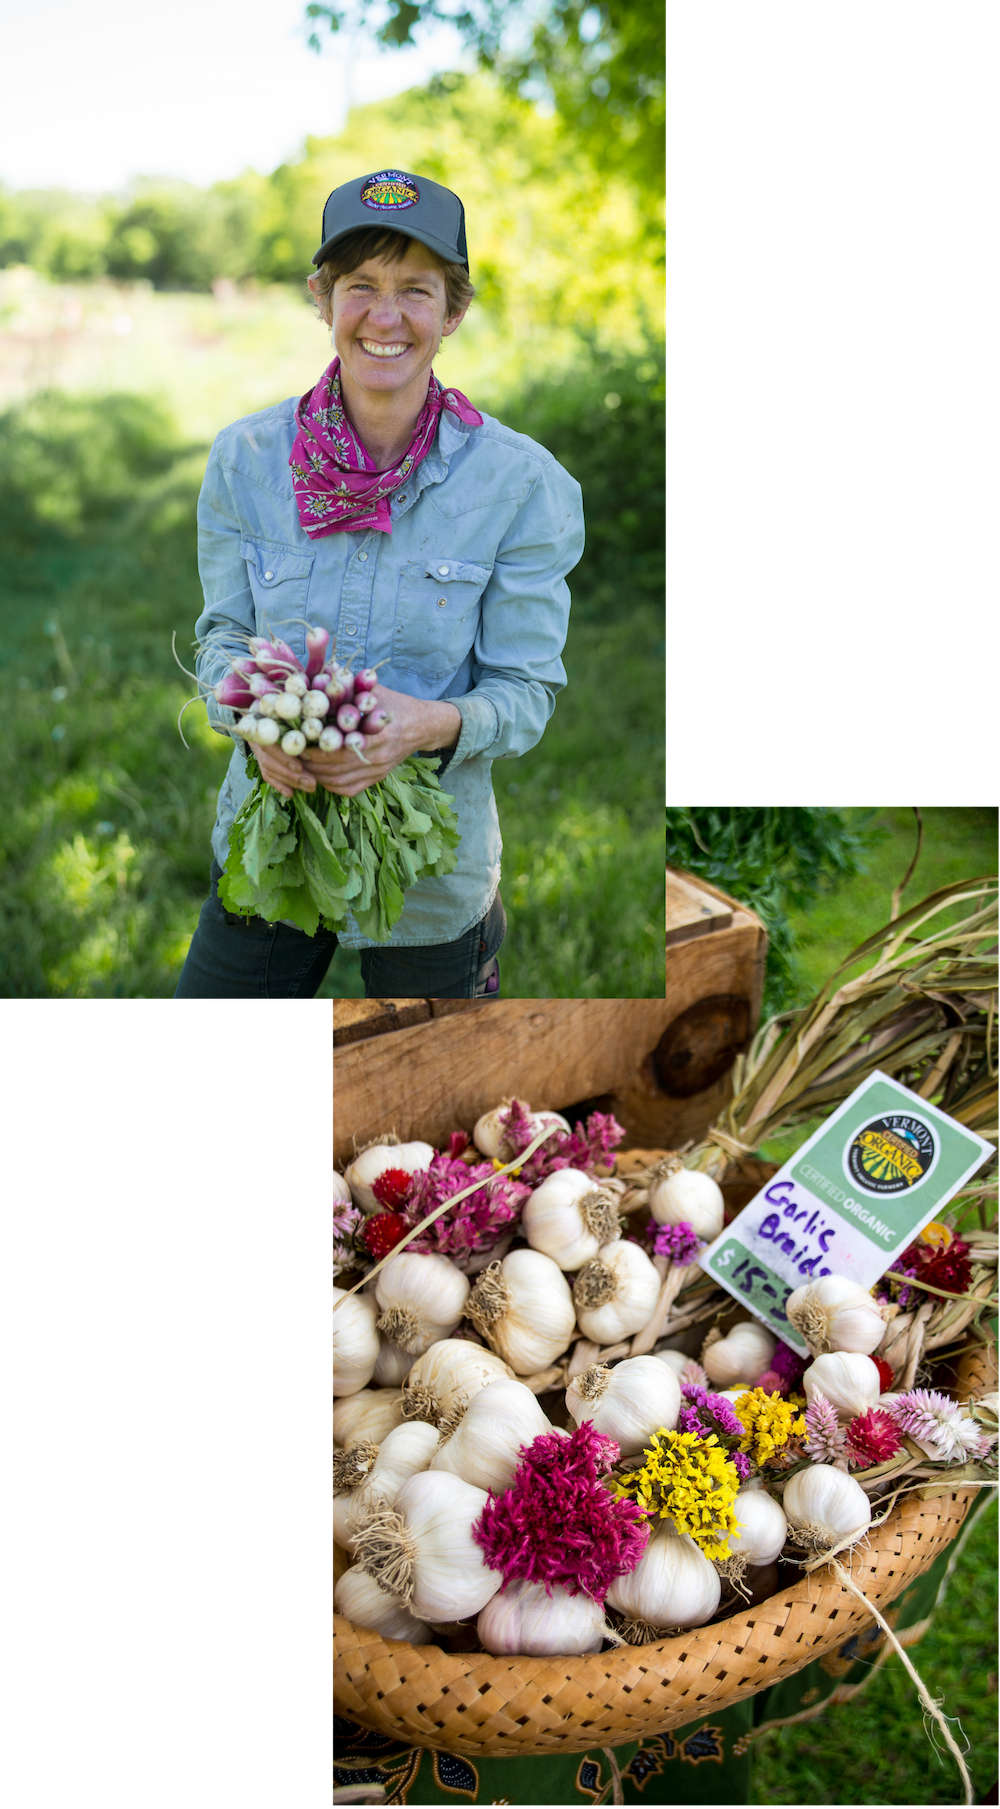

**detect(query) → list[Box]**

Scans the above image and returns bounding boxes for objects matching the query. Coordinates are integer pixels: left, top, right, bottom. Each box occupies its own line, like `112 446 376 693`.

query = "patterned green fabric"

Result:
334 1536 961 1805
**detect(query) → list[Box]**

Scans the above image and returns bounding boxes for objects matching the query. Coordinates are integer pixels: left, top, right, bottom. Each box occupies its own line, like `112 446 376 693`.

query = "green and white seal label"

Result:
698 1069 994 1355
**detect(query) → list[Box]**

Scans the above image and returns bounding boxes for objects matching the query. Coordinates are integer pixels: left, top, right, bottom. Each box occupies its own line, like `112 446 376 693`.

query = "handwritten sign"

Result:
698 1069 994 1354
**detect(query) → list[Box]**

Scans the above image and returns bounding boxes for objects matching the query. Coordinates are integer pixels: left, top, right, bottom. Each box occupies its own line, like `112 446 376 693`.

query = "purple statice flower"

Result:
889 1388 993 1463
803 1391 848 1467
405 1153 530 1259
649 1220 704 1265
680 1385 746 1442
732 1450 753 1482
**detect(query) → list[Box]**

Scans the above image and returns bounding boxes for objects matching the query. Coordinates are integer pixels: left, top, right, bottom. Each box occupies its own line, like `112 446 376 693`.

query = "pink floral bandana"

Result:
288 356 483 537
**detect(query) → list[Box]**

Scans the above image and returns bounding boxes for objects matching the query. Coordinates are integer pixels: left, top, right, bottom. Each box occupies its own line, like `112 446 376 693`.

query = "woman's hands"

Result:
251 684 462 801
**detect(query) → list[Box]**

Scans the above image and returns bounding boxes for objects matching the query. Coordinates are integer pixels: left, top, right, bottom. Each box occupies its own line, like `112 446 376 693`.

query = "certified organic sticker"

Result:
698 1069 994 1354
360 170 420 210
846 1114 936 1194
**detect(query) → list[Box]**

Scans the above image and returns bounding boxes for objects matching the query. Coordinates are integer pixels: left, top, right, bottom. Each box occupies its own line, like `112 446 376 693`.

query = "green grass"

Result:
786 807 997 1002
0 303 664 997
750 1497 998 1805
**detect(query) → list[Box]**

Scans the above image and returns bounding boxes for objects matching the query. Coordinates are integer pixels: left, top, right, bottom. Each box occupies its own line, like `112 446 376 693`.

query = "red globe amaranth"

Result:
370 1167 415 1212
360 1212 410 1259
874 1357 895 1393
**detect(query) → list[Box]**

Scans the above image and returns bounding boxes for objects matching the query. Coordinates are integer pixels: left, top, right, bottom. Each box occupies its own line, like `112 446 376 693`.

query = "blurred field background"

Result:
0 1 664 998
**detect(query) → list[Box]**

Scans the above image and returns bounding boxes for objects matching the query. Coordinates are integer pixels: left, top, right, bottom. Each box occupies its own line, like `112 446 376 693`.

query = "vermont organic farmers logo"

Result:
360 171 420 210
846 1113 936 1195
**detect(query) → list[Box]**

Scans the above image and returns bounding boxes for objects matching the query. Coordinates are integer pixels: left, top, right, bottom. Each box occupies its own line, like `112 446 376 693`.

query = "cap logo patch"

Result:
360 170 420 211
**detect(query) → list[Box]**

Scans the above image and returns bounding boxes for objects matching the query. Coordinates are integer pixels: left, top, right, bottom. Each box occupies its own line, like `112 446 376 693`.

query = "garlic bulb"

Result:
333 1420 440 1550
466 1249 576 1373
402 1339 514 1429
566 1357 681 1456
333 1287 380 1396
782 1463 872 1551
335 1565 432 1644
354 1470 501 1621
477 1579 606 1656
786 1275 886 1356
372 1335 412 1388
522 1169 623 1271
727 1479 788 1565
605 1522 720 1629
431 1378 551 1492
802 1351 881 1420
472 1101 570 1162
344 1140 435 1213
701 1319 776 1389
374 1251 471 1356
648 1161 725 1241
573 1242 662 1345
333 1171 352 1205
333 1387 405 1449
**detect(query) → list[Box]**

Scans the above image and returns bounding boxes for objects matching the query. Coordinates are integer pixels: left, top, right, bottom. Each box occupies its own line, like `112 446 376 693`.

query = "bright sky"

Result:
0 0 469 194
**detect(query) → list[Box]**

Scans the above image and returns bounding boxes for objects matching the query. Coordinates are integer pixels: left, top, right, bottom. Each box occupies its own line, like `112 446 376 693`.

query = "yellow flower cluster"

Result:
732 1389 807 1467
613 1430 740 1562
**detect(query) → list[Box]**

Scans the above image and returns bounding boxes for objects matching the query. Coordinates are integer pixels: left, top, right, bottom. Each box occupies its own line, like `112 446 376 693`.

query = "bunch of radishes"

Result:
213 626 390 762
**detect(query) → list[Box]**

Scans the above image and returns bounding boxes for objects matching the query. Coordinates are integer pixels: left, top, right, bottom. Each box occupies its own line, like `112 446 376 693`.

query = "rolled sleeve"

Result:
446 455 584 767
194 439 256 736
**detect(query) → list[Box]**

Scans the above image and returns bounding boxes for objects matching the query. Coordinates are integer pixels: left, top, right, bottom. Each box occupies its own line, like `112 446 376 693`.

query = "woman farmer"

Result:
175 168 584 998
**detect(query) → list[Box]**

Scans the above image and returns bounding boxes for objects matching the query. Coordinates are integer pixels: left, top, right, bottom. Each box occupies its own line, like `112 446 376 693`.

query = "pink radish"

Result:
353 668 379 693
336 704 361 732
361 709 391 733
305 625 330 677
215 672 256 708
355 690 380 715
248 673 279 697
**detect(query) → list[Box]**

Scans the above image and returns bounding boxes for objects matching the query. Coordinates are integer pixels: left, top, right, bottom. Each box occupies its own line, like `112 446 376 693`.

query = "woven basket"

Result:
333 1341 995 1757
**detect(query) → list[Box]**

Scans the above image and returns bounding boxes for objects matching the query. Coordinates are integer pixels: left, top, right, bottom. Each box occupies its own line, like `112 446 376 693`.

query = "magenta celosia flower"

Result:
763 1339 806 1395
403 1153 529 1259
500 1102 626 1186
889 1388 992 1463
845 1408 902 1468
804 1391 848 1466
471 1422 649 1601
649 1220 703 1264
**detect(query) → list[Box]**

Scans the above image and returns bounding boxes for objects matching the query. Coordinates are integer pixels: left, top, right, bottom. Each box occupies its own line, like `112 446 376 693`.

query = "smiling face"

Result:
315 240 468 404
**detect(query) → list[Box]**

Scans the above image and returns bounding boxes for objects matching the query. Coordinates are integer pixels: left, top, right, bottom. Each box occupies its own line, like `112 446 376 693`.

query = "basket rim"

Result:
335 1316 996 1757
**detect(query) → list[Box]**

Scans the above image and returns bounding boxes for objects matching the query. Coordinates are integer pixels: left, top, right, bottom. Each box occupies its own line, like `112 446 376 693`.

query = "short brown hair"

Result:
310 227 474 323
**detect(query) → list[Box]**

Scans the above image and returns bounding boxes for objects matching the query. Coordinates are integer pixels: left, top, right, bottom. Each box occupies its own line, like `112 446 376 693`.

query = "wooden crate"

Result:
333 875 766 1161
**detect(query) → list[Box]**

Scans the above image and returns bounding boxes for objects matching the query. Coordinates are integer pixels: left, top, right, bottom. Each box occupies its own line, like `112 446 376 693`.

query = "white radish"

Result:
281 729 307 756
254 717 281 745
319 726 345 752
284 672 309 697
301 691 330 718
301 717 322 741
274 693 302 722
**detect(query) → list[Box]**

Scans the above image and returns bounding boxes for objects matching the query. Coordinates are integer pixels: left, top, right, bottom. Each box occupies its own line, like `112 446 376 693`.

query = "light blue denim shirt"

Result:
194 395 584 948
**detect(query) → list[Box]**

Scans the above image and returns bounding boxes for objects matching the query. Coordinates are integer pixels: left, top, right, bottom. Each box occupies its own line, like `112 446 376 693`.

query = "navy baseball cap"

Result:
313 169 469 271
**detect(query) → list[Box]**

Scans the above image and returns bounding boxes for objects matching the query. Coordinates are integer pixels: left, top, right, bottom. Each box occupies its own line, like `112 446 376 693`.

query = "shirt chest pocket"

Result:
393 558 493 679
241 538 315 636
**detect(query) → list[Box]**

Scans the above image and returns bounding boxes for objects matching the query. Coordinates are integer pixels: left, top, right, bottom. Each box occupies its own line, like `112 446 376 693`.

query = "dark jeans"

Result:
174 863 506 1000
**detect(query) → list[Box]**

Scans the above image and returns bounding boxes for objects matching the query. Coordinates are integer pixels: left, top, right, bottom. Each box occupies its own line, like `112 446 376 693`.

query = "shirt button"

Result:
358 552 367 561
346 624 357 634
437 564 449 575
437 598 446 608
263 570 273 580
